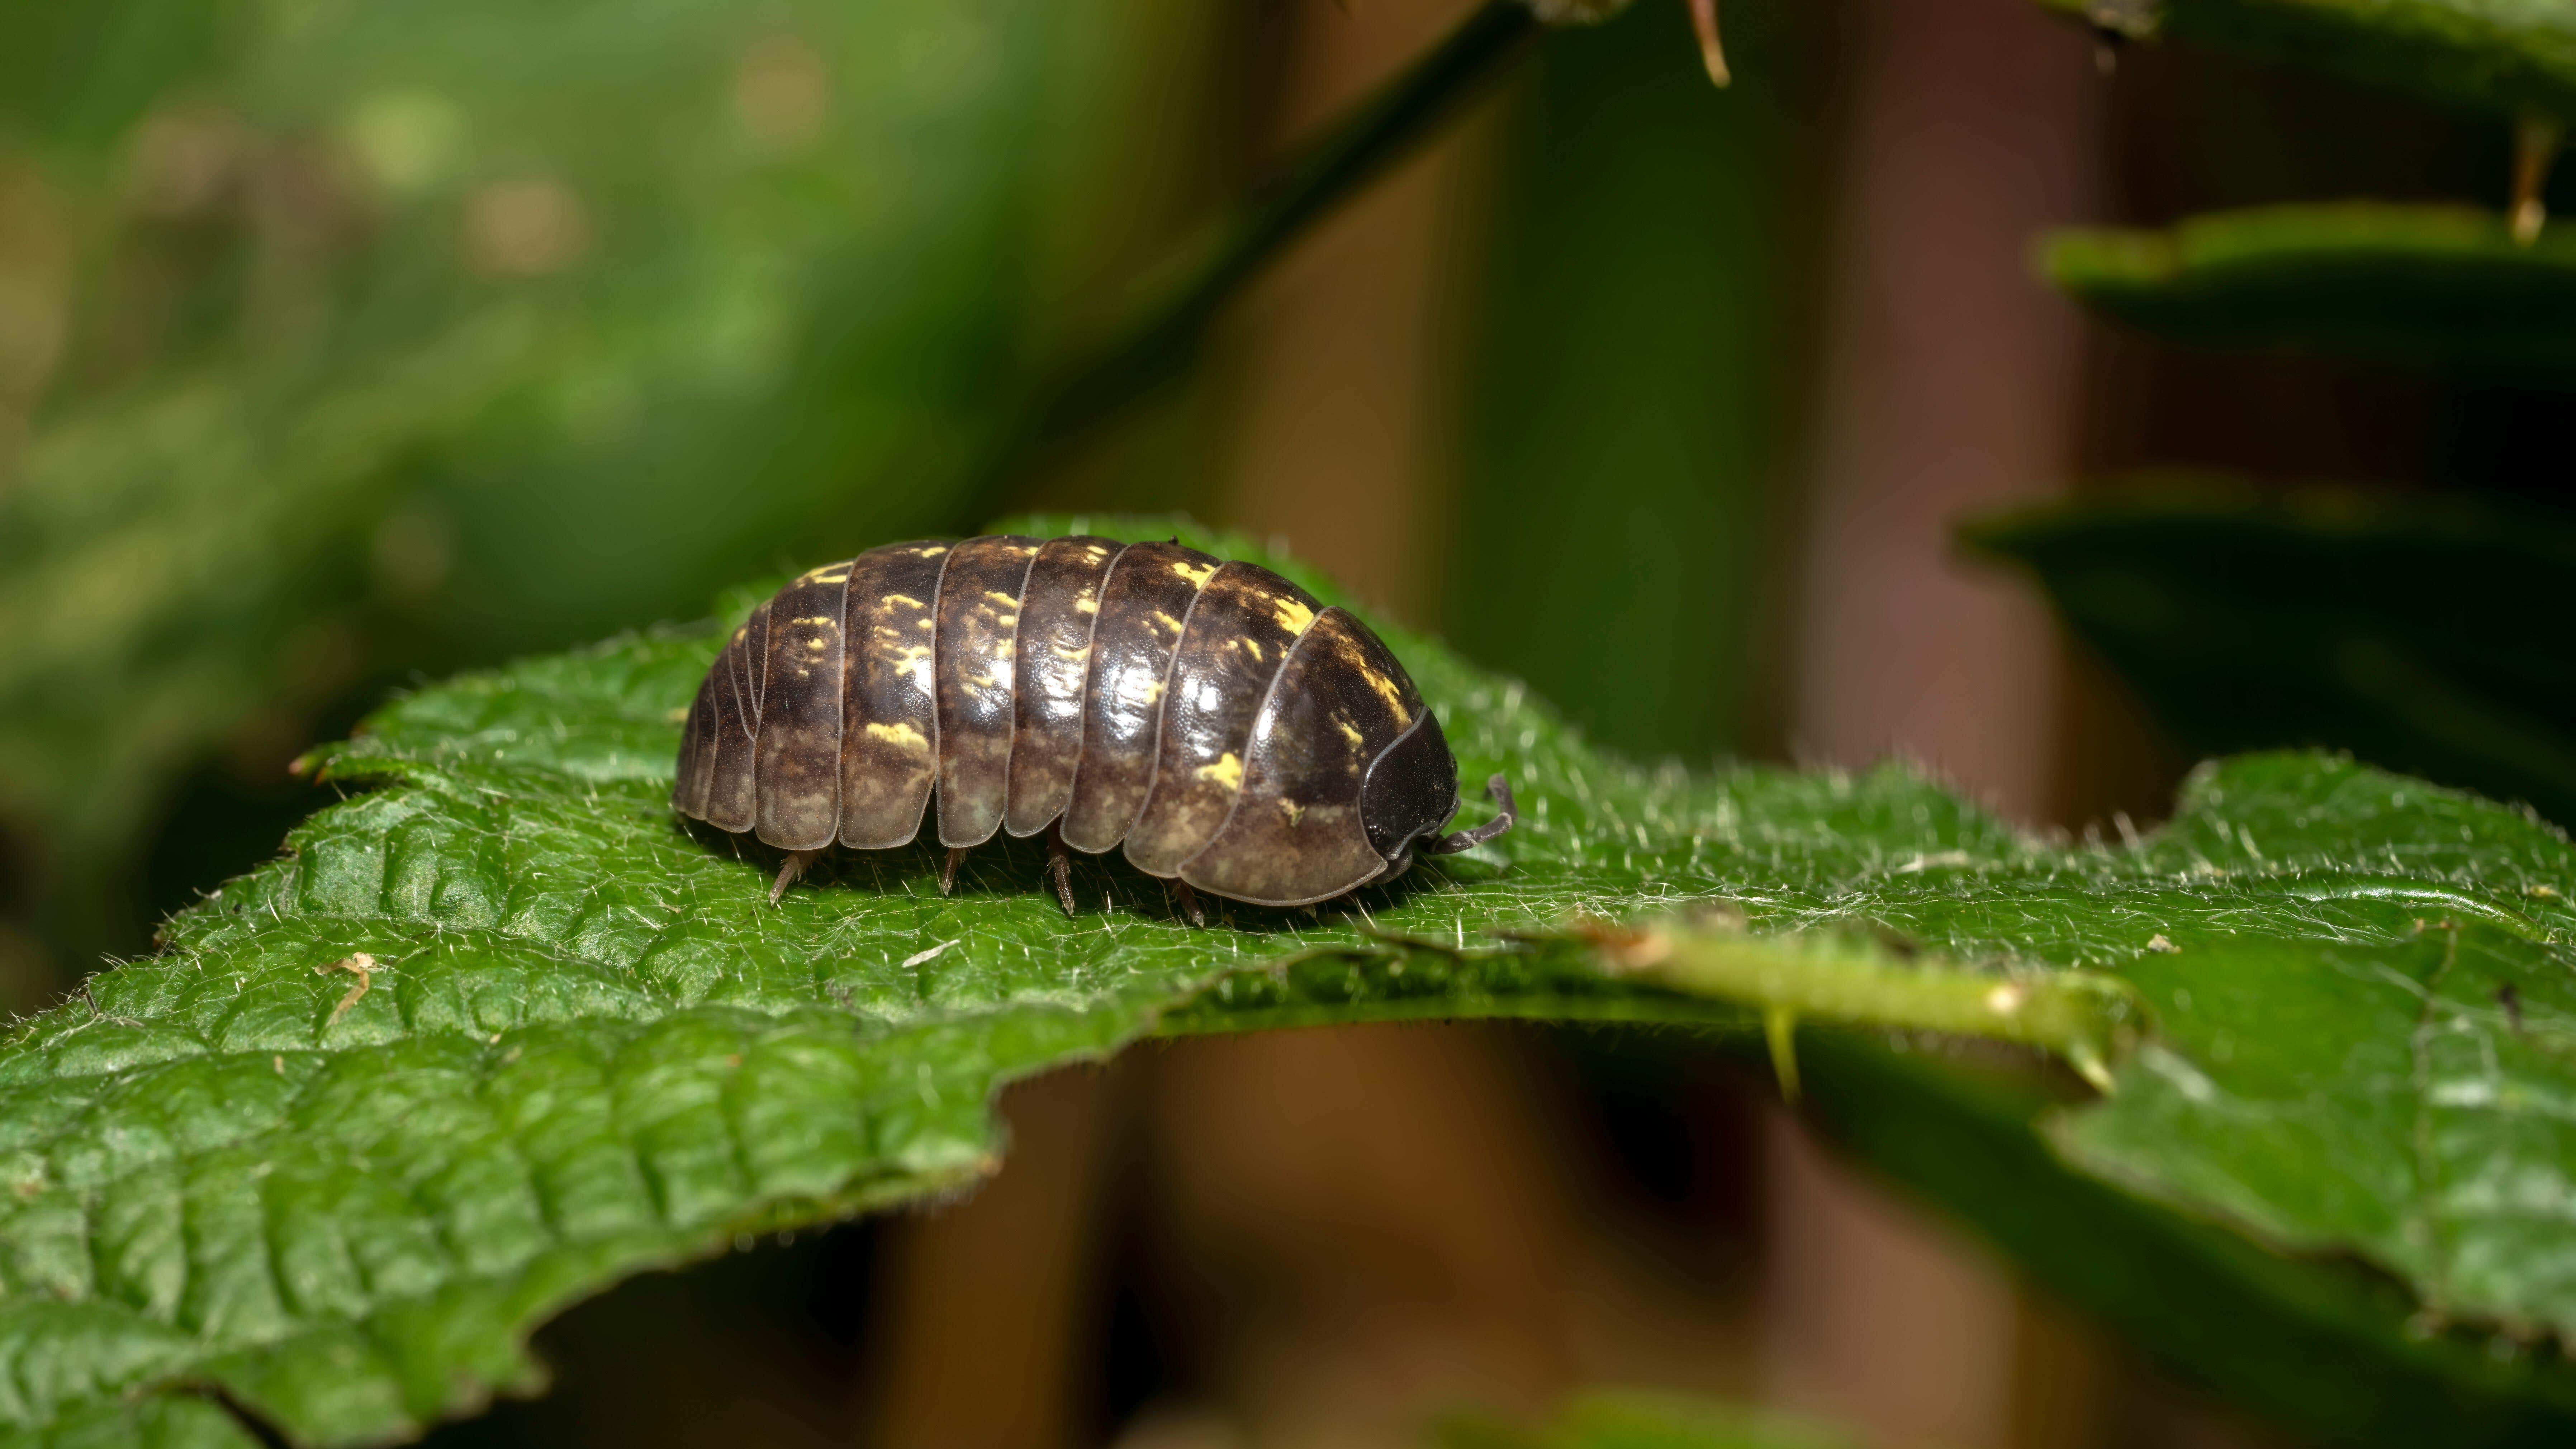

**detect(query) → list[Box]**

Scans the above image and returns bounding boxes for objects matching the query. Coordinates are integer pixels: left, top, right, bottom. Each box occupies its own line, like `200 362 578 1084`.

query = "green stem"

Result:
964 0 1541 519
1152 920 2145 1094
1613 925 2144 1091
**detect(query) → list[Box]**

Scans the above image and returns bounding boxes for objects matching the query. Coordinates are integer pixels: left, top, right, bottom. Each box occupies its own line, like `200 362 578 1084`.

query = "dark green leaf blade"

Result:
2043 204 2576 381
1962 476 2576 825
2036 0 2576 125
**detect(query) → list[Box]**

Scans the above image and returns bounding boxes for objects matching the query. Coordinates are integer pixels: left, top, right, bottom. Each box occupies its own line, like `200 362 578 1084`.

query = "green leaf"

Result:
1962 476 2576 827
2035 0 2576 124
1795 1034 2576 1447
2043 203 2576 381
2048 754 2576 1347
1437 1390 1855 1449
13 517 2576 1445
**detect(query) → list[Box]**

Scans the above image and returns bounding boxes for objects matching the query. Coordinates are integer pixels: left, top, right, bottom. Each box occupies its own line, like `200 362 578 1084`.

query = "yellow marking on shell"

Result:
1053 642 1090 663
1337 718 1366 748
910 545 949 557
883 593 925 609
1241 637 1264 663
1279 798 1305 826
801 566 850 584
1194 753 1244 790
1361 667 1410 724
1075 597 1099 614
985 590 1018 607
731 626 748 643
793 614 838 627
996 613 1017 627
915 617 935 630
1272 596 1317 636
1151 610 1183 635
805 638 828 652
1171 559 1218 588
863 721 929 753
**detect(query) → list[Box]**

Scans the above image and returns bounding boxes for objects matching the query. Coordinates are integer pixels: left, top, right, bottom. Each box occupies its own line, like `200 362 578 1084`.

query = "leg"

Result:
1171 879 1206 930
941 847 970 896
1044 824 1078 919
770 847 825 905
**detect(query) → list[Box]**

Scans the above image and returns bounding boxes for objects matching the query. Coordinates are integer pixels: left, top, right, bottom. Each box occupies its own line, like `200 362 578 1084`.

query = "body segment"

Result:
1121 561 1322 878
1004 536 1121 837
835 542 948 849
931 535 1041 847
1058 540 1221 854
753 564 851 851
685 598 769 833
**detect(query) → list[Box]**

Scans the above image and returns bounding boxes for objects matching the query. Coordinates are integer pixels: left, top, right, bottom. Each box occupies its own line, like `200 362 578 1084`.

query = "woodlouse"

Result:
672 535 1515 920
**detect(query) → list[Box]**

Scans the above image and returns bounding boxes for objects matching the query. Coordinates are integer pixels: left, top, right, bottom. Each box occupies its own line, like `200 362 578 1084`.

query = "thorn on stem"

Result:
2513 115 2562 245
1763 1005 1799 1103
2068 1042 2114 1094
1688 0 1730 86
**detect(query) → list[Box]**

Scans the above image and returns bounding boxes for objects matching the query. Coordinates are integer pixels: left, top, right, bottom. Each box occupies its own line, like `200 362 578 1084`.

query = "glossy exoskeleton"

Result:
671 535 1514 920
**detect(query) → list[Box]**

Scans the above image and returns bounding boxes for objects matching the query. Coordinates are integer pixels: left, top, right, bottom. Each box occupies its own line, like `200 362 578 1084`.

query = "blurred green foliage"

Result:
2038 0 2576 124
1442 0 1829 764
0 0 1243 987
2007 0 2576 836
1967 478 2576 826
2046 203 2576 381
